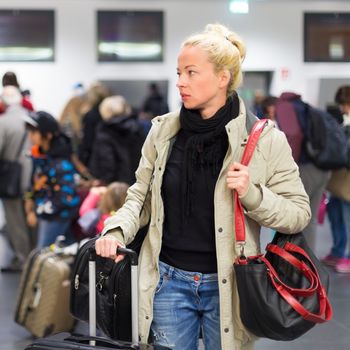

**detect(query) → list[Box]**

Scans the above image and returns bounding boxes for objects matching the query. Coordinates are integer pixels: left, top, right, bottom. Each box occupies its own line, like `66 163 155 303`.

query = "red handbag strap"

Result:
265 244 319 296
235 119 267 244
260 255 332 323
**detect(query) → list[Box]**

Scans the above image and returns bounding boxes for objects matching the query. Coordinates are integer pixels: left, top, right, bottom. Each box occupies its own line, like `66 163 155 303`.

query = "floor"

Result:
0 202 349 350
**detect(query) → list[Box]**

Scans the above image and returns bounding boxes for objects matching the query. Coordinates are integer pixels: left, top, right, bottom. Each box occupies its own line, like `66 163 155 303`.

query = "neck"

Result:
199 95 228 120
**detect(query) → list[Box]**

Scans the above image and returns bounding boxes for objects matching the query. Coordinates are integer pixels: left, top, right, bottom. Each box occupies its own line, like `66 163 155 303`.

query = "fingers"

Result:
226 162 250 196
95 234 125 262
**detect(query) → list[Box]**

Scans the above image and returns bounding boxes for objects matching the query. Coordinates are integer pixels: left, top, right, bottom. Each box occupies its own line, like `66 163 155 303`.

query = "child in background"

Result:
24 111 80 248
78 182 129 236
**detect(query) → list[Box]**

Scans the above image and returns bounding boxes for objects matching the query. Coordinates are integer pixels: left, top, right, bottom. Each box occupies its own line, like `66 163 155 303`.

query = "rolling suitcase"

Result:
25 247 170 350
15 247 75 337
71 237 135 341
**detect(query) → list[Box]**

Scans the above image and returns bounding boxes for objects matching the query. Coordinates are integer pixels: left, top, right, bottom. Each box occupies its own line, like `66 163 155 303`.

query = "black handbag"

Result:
0 132 26 198
233 119 332 341
70 224 149 341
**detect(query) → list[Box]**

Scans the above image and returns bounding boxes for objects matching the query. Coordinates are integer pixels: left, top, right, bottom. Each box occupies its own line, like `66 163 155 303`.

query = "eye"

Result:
188 70 196 75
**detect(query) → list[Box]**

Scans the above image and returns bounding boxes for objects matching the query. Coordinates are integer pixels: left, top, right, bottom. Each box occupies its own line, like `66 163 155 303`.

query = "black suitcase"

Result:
71 228 148 341
25 246 169 350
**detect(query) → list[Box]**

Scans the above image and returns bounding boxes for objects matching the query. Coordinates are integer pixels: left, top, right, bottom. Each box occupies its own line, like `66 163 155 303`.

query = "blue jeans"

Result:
151 261 221 350
37 218 75 248
327 196 350 258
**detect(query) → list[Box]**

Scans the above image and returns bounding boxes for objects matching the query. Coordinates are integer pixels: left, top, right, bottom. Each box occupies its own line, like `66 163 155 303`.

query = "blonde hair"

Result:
86 81 110 107
99 95 132 121
98 182 129 214
182 23 246 95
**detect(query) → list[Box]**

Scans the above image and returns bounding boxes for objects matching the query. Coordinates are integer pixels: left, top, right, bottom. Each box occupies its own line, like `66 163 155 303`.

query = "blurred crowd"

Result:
0 71 168 272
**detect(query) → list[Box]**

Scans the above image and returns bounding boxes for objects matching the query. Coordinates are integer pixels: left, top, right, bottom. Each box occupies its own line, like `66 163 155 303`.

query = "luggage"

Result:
15 247 75 337
25 245 170 350
70 237 133 341
70 225 149 341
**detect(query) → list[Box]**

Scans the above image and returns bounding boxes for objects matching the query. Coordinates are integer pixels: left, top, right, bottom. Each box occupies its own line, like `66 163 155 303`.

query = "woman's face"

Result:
176 45 229 119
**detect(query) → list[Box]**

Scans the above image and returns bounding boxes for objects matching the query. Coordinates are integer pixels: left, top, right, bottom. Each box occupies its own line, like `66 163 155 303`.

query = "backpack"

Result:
304 104 348 170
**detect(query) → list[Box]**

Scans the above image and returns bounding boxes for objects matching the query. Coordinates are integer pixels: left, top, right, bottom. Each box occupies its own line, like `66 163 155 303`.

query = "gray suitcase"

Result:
15 248 75 337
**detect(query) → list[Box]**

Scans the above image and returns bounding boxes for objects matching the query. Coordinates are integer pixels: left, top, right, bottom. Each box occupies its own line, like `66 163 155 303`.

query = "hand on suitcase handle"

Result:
95 234 125 263
94 235 138 265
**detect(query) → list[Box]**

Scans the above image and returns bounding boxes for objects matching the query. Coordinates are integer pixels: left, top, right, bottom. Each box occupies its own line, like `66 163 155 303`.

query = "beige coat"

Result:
103 100 311 350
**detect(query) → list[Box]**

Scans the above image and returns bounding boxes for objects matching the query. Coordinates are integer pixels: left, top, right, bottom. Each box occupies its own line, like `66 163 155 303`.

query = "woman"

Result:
96 24 310 350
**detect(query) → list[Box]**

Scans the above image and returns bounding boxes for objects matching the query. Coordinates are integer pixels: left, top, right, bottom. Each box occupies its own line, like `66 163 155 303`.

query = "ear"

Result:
218 69 231 89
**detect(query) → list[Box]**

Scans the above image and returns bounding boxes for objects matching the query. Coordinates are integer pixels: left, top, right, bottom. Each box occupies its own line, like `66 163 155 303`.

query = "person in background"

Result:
78 81 110 167
0 71 34 113
252 89 265 119
0 86 32 272
78 182 129 236
88 95 145 185
323 85 350 273
58 83 88 154
139 83 169 135
24 111 80 248
274 92 331 251
261 95 277 126
95 23 310 350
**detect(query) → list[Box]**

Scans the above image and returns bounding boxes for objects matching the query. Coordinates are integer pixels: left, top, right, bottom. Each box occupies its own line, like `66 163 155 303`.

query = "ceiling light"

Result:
229 0 249 14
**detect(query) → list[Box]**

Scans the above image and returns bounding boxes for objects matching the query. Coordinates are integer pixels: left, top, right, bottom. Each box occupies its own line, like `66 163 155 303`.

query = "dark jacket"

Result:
29 133 80 220
88 114 145 185
79 104 102 166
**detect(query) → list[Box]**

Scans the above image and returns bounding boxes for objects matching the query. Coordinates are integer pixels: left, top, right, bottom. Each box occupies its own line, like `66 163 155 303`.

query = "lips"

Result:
180 93 190 100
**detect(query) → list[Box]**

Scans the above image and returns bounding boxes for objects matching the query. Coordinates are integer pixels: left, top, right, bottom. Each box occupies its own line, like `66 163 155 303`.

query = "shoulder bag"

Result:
233 119 333 341
0 132 26 198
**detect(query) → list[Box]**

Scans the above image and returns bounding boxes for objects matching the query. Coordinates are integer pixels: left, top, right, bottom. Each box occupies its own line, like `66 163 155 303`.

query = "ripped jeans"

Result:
151 261 221 350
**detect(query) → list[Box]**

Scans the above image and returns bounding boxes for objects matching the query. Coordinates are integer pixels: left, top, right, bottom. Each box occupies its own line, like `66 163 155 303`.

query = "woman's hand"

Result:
226 162 250 197
95 234 125 263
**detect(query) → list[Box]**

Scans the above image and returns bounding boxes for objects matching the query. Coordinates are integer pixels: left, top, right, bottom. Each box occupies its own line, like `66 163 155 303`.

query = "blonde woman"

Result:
96 24 310 350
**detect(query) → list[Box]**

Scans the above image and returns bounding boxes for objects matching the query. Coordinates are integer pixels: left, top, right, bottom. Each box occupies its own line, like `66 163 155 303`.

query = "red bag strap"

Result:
265 244 319 296
234 119 267 245
260 254 332 323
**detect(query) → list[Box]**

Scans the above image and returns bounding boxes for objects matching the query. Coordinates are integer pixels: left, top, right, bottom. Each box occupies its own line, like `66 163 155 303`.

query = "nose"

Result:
176 74 186 89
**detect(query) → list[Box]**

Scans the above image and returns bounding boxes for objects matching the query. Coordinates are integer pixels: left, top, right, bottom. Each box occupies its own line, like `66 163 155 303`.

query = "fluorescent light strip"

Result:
99 42 161 58
0 47 53 60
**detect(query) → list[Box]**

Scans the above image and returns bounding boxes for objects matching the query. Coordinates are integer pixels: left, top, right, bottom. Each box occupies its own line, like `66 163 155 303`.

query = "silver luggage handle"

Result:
117 247 139 345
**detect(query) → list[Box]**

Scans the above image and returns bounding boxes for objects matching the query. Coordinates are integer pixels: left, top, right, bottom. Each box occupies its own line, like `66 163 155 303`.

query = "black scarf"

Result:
179 94 240 216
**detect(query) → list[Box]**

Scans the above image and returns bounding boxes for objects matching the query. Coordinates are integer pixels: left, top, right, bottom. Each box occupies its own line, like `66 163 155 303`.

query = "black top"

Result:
160 128 225 273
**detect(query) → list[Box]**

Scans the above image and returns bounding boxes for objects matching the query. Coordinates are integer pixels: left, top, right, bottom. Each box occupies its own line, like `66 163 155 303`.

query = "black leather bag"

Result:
0 132 26 199
234 232 332 340
0 159 22 198
70 225 149 341
233 119 332 341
